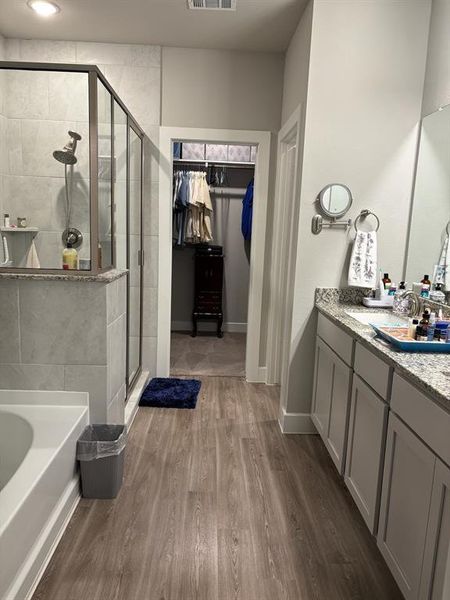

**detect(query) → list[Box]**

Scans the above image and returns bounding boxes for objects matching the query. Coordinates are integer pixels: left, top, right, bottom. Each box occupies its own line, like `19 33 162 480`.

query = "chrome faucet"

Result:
401 290 422 318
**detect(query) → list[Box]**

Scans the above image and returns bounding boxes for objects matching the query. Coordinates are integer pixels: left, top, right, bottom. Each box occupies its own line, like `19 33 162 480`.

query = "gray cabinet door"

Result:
344 374 388 533
312 337 352 474
377 413 435 600
420 459 450 600
311 337 334 439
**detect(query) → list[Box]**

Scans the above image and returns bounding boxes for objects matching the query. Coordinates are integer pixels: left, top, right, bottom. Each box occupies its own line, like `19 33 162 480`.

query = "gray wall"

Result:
422 0 450 116
161 47 283 131
162 46 284 360
281 0 431 417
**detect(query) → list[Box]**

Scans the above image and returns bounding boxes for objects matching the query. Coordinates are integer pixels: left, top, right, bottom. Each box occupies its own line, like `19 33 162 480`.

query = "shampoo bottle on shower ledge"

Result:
62 242 78 270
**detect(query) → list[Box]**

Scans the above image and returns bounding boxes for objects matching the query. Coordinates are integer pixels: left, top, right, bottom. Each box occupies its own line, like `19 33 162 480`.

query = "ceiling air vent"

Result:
188 0 236 10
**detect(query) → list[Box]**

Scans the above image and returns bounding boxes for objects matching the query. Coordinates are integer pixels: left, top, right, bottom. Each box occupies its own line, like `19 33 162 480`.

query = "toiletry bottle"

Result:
97 242 102 269
427 313 436 341
382 273 391 291
388 282 397 296
421 274 432 287
3 214 10 228
393 282 409 315
408 318 419 339
421 284 430 298
415 326 427 341
419 311 430 337
430 283 446 303
62 242 78 270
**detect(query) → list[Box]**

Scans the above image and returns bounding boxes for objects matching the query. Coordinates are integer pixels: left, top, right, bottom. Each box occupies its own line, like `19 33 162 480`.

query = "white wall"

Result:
281 1 313 126
4 39 161 375
422 0 450 115
282 0 431 418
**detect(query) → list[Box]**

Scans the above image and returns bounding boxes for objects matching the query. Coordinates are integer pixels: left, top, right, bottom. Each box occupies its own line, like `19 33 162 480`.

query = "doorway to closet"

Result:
158 128 271 382
170 141 255 377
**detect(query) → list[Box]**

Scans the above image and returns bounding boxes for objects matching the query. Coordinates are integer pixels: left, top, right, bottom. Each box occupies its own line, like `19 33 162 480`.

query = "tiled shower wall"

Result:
1 69 91 267
0 275 127 424
4 39 161 376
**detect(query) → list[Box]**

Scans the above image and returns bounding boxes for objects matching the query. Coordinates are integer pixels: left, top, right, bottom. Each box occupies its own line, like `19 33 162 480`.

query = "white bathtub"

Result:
0 390 89 600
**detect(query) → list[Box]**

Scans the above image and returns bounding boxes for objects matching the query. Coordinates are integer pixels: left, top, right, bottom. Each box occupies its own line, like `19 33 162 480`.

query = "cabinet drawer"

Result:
391 374 450 467
354 342 392 400
317 313 354 366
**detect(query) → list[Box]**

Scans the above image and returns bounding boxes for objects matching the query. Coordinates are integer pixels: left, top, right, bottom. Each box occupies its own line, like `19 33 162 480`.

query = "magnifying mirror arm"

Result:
312 214 352 235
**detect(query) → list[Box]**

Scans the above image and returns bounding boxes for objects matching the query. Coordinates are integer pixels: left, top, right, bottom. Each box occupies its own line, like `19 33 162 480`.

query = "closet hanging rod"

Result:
210 187 247 196
173 158 255 169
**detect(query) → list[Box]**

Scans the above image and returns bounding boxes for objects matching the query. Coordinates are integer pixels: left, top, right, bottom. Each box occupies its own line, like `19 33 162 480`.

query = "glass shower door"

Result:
127 124 143 386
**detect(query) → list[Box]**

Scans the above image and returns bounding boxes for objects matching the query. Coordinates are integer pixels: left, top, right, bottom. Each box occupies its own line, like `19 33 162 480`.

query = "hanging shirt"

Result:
241 178 254 241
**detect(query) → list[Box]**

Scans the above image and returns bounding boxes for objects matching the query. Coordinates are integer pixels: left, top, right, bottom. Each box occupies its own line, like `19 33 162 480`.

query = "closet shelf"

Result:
174 158 255 169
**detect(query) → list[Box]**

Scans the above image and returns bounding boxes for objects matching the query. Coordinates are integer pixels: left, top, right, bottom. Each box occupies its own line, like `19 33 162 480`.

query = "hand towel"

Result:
26 240 41 269
436 232 449 290
348 231 377 288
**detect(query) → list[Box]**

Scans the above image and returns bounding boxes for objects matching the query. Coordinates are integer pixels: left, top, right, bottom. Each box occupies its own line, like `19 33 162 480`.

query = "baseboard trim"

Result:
278 407 317 434
171 321 247 333
17 478 81 600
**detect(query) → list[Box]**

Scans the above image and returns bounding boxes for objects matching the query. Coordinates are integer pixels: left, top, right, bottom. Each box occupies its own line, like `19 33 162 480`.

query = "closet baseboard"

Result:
171 321 247 333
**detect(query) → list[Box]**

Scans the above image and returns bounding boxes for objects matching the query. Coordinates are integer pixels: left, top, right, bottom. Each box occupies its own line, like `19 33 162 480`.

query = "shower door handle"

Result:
138 250 144 266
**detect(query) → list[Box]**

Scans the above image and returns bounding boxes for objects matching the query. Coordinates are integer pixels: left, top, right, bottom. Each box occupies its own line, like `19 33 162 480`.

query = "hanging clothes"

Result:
241 178 254 241
173 170 213 246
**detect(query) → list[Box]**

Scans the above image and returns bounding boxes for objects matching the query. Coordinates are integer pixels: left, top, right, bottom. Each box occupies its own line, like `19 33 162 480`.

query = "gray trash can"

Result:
77 425 126 499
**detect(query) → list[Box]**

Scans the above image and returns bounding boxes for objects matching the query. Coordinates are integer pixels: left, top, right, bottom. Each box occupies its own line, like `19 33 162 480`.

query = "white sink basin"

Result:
345 311 408 326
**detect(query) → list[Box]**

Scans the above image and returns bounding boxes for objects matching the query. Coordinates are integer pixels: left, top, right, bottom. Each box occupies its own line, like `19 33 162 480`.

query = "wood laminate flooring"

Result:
33 377 402 600
170 332 246 377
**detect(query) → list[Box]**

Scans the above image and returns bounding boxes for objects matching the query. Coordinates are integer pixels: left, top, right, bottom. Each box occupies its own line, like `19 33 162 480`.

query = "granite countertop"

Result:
315 288 450 413
0 268 128 283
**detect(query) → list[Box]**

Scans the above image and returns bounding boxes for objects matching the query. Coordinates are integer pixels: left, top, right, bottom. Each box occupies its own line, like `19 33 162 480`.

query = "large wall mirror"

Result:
406 104 450 303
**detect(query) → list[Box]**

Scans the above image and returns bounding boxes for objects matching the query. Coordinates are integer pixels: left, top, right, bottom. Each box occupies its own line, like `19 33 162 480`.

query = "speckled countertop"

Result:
315 288 450 413
0 268 127 283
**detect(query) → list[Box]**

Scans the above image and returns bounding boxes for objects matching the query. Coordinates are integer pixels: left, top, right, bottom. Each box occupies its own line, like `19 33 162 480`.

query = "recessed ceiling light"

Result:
27 0 60 16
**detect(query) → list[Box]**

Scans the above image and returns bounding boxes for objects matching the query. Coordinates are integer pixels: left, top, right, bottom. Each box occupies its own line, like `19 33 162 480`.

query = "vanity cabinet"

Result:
313 311 450 600
420 459 450 600
311 336 353 474
344 375 388 533
378 374 450 600
377 413 436 600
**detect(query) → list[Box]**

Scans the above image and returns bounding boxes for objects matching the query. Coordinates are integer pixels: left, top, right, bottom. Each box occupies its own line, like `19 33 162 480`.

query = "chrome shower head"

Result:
53 131 82 165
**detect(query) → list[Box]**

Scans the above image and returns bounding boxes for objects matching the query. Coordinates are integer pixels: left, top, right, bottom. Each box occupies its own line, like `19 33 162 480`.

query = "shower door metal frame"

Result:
0 61 145 277
125 118 144 395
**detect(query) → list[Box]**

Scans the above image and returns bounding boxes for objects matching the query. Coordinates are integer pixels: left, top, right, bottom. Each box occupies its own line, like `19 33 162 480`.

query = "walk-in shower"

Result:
0 62 144 275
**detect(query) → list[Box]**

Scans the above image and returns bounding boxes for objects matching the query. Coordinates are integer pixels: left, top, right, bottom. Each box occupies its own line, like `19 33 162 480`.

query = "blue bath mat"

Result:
139 377 201 409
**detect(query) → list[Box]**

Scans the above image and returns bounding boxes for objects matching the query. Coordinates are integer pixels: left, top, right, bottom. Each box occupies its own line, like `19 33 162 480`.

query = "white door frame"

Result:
157 126 271 382
266 106 303 386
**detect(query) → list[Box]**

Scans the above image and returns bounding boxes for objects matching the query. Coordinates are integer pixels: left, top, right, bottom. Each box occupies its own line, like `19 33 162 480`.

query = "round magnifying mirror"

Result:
318 184 353 218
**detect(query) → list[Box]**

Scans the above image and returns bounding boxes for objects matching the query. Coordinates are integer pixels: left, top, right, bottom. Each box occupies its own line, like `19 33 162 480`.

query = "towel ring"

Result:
354 209 380 232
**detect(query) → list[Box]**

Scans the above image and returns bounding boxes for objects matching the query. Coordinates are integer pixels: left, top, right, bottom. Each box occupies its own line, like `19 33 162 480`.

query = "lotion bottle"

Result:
62 242 78 270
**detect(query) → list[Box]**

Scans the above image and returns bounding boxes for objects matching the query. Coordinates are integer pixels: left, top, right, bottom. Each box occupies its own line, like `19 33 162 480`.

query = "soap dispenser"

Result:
393 281 409 315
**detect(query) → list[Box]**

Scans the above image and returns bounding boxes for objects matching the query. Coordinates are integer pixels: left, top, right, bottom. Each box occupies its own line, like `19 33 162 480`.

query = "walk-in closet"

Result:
170 141 255 377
